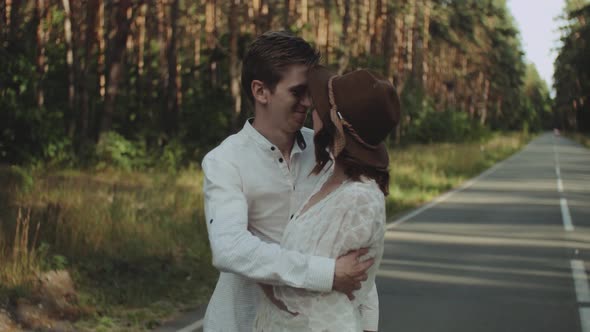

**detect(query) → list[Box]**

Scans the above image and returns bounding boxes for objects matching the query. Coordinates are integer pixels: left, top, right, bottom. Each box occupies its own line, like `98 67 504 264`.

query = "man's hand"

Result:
259 284 299 316
333 248 374 300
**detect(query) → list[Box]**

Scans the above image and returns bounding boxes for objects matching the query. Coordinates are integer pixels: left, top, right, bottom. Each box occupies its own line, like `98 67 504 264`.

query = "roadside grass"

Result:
566 132 590 149
0 131 532 331
386 132 533 217
0 167 217 331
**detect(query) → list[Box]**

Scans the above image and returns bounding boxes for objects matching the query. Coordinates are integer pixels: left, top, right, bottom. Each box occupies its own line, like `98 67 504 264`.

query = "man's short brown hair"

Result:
241 31 320 104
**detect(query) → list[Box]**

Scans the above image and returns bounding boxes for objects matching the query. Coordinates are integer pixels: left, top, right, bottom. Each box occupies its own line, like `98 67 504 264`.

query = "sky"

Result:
506 0 565 90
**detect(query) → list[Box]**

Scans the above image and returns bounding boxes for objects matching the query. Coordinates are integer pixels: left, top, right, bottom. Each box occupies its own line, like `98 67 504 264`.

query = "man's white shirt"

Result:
201 120 378 331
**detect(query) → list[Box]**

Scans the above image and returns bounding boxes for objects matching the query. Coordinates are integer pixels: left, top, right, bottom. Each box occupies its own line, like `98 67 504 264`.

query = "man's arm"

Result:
203 155 334 291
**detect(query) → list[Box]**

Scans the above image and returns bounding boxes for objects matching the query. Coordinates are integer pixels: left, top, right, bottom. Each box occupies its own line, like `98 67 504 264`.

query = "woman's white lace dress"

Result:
253 171 386 332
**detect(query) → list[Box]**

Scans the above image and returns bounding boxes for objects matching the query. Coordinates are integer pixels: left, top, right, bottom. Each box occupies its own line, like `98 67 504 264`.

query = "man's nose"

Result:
300 92 312 107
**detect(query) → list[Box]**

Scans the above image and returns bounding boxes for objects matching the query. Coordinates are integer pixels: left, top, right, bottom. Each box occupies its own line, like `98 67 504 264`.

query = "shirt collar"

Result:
242 119 308 155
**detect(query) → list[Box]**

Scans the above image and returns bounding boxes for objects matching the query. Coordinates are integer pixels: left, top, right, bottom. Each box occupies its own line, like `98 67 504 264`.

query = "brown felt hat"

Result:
308 66 401 170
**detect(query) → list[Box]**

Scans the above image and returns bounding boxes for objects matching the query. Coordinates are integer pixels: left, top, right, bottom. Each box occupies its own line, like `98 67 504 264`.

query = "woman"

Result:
253 66 400 332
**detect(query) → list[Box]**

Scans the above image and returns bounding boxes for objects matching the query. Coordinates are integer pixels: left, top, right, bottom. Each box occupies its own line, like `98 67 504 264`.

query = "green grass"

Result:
0 131 533 331
0 167 217 331
386 132 533 217
566 132 590 148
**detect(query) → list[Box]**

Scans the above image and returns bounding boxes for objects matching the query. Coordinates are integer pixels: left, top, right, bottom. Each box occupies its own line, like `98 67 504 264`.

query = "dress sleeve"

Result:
359 282 379 331
202 154 335 291
332 185 385 331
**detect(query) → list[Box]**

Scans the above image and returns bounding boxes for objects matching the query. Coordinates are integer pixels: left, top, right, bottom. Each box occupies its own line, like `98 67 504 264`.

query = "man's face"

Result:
265 64 312 134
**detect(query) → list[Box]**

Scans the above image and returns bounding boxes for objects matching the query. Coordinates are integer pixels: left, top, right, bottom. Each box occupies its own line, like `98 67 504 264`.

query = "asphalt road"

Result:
162 132 590 332
378 133 590 332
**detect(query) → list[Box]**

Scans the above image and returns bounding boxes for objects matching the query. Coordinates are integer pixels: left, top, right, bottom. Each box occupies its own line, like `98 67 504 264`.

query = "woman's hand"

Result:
259 284 299 316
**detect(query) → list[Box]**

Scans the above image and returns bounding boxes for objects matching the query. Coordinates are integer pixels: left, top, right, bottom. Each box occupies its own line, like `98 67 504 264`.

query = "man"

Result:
202 31 377 332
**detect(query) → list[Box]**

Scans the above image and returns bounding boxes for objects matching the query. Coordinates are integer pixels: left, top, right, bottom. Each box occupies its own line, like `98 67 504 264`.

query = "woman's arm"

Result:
333 185 386 331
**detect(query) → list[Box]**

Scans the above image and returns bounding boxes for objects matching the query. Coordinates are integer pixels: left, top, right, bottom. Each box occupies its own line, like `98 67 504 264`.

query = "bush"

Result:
155 140 187 173
95 132 147 171
405 106 491 143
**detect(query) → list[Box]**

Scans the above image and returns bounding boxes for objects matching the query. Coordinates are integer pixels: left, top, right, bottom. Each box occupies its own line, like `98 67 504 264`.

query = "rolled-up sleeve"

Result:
202 154 334 292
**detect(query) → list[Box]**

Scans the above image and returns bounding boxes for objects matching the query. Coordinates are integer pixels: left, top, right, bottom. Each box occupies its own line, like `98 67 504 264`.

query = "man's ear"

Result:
251 80 268 105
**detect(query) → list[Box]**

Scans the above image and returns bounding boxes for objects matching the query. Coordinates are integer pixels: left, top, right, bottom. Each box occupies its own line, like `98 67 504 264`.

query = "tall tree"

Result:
554 1 590 131
35 0 47 107
79 0 100 144
62 0 76 132
99 0 137 137
165 0 180 135
229 0 242 131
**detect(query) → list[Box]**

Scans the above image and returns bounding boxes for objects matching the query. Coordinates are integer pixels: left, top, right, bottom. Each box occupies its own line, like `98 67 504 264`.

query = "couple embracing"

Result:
201 31 400 332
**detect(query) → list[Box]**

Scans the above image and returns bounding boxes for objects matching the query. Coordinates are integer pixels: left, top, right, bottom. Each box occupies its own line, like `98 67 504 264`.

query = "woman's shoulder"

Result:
343 178 384 201
337 179 385 219
336 179 386 230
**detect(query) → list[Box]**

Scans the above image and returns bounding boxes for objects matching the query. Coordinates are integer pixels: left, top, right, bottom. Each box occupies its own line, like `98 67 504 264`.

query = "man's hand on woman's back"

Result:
333 248 374 300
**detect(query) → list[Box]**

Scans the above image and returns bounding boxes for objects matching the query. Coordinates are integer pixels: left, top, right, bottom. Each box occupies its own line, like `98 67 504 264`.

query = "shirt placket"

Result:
288 152 300 222
269 145 298 222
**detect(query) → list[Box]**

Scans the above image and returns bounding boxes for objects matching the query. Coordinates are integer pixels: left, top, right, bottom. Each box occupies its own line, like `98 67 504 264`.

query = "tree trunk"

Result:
7 0 22 42
383 2 394 80
205 0 218 86
35 0 47 107
421 0 430 86
393 3 404 90
370 0 384 55
61 0 76 137
324 0 331 62
136 3 147 110
166 0 179 135
79 0 99 144
193 3 202 80
99 0 135 137
360 0 370 54
247 0 258 33
262 0 273 33
480 78 490 125
282 0 290 29
229 0 241 131
98 0 106 99
406 0 416 74
338 0 351 74
157 0 168 91
1 1 6 37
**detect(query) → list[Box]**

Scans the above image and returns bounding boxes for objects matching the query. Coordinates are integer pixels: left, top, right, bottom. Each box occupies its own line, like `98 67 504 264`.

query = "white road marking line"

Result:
572 260 590 303
561 198 574 231
557 178 564 193
386 156 509 230
557 138 589 331
571 260 590 332
176 319 204 332
554 140 574 232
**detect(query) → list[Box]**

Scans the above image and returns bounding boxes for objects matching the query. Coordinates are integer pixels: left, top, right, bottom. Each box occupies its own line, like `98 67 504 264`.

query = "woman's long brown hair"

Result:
311 119 390 196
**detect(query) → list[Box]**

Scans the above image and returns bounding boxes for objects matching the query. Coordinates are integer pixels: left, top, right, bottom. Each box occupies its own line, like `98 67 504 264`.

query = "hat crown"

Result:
308 66 401 169
330 70 400 145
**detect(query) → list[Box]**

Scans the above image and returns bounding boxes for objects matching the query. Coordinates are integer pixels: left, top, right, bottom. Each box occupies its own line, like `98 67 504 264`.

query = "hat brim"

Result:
308 66 390 170
308 66 334 125
343 133 390 170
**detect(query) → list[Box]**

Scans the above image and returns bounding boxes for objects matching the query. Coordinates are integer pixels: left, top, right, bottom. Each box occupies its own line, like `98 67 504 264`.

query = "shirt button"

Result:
279 158 284 163
271 146 276 151
290 214 294 220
